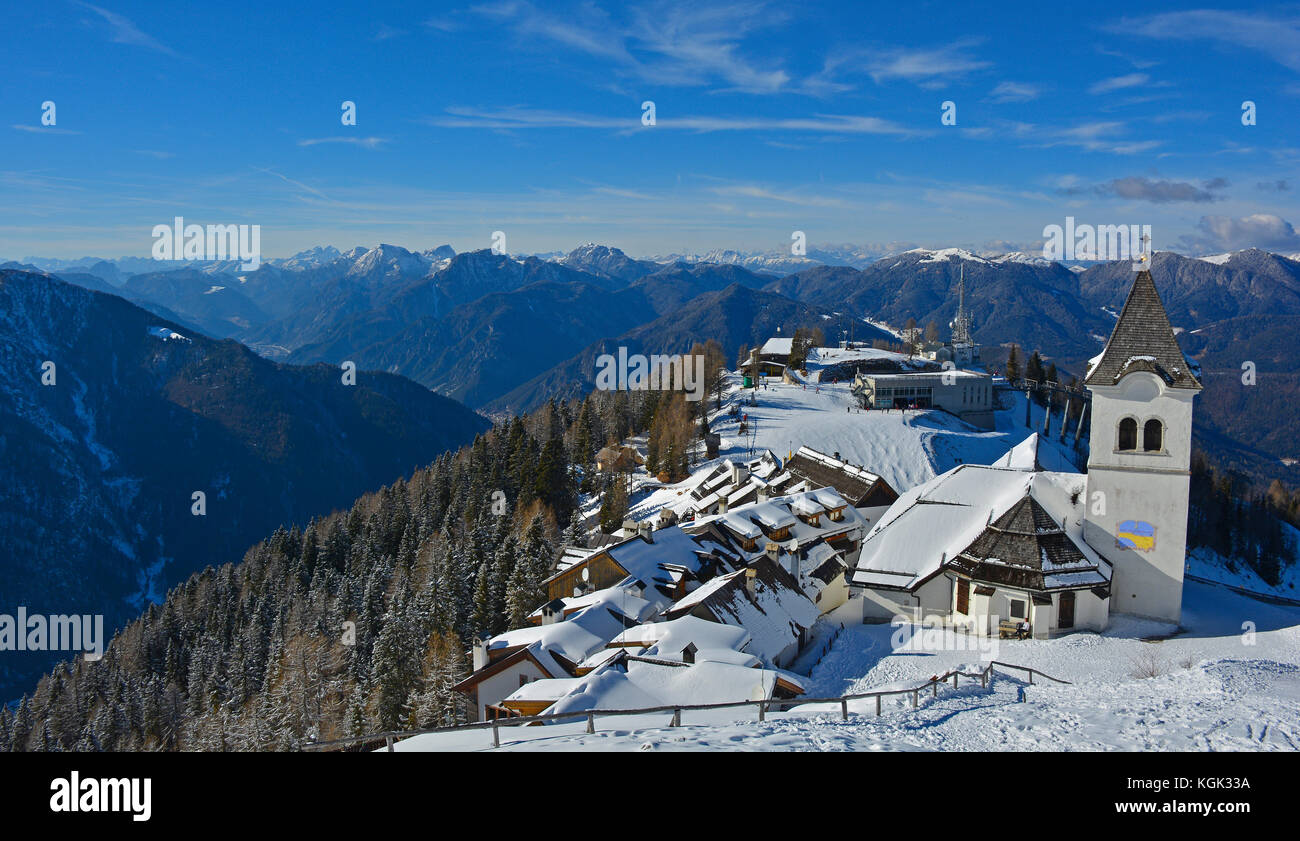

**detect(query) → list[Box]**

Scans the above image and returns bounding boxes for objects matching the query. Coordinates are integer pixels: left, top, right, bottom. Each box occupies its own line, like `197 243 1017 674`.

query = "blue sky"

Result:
3 0 1299 259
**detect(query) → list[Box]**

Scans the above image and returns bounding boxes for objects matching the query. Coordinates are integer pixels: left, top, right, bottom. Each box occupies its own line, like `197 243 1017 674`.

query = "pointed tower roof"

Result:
948 493 1109 592
1085 270 1201 390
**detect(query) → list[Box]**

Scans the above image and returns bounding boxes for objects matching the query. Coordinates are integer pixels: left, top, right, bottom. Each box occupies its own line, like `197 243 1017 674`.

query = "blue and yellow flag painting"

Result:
1117 520 1156 551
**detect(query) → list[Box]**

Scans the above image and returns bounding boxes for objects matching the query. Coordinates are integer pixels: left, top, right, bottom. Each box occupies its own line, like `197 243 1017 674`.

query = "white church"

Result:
850 269 1201 635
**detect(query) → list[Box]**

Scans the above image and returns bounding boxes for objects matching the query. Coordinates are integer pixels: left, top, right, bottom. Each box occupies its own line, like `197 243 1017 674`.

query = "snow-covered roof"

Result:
546 658 805 716
504 677 583 704
609 615 753 666
574 525 738 595
147 326 191 343
692 486 866 556
488 595 641 665
747 502 798 531
526 582 657 624
761 337 794 356
555 544 597 572
851 454 1109 593
667 559 819 666
989 433 1080 474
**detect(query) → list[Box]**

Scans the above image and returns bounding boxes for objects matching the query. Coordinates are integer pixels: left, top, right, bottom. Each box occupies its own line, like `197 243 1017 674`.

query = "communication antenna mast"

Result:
952 264 973 346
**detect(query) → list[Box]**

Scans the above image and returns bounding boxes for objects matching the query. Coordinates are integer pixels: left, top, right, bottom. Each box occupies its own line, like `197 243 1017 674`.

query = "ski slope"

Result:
636 373 1075 512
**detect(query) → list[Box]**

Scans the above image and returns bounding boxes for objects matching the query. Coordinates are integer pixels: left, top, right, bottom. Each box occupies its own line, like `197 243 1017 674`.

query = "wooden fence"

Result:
302 660 1070 753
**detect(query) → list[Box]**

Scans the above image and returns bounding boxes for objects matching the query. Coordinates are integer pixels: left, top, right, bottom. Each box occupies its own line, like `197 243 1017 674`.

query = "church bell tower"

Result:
1083 263 1201 624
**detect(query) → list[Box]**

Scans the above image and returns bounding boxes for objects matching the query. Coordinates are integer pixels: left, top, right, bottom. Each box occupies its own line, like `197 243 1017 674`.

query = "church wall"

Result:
1086 375 1196 625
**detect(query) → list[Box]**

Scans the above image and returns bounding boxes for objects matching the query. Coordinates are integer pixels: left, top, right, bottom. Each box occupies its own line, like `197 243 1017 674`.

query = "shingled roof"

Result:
947 494 1109 592
1085 270 1202 390
783 446 898 507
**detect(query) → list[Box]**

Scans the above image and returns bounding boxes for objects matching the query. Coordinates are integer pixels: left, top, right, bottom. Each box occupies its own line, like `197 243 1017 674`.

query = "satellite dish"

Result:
581 567 589 582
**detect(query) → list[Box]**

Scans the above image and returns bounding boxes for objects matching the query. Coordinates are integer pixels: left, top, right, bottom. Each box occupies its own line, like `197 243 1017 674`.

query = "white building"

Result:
1082 269 1201 624
850 434 1112 638
852 368 996 429
849 270 1199 633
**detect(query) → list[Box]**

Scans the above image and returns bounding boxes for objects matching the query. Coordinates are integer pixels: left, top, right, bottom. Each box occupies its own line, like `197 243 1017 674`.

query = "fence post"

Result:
492 724 499 749
875 695 882 717
671 708 681 727
932 680 938 698
841 699 848 721
912 690 918 708
758 700 765 722
953 673 959 689
981 669 988 689
586 713 595 734
1029 670 1034 685
384 735 393 752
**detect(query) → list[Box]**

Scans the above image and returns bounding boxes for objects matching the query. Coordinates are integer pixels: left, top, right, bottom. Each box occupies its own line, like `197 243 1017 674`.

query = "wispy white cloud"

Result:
298 137 389 149
12 124 81 135
250 167 334 202
865 41 990 86
1111 10 1300 72
469 0 791 93
961 118 1160 155
1088 73 1149 95
424 106 917 135
987 81 1042 103
710 184 849 207
71 1 179 57
372 23 406 41
1045 121 1161 155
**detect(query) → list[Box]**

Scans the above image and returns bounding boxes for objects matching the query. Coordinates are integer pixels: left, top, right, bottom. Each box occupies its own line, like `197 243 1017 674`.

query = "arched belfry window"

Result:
1143 419 1163 452
1117 417 1138 451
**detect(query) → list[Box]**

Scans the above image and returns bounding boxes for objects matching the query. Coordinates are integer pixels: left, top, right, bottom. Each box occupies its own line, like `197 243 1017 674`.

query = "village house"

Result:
782 446 900 509
499 650 806 719
850 435 1112 638
670 454 797 521
685 486 872 572
757 335 793 374
595 443 643 473
454 582 661 721
663 557 820 669
541 524 742 603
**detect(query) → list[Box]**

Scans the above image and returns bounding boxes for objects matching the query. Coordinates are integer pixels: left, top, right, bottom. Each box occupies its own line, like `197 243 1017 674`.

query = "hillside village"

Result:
441 269 1249 732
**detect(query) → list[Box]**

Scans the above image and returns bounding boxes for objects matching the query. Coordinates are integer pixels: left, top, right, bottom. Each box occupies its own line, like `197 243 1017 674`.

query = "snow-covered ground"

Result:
1188 524 1300 602
625 373 1075 521
394 580 1300 751
518 371 1300 753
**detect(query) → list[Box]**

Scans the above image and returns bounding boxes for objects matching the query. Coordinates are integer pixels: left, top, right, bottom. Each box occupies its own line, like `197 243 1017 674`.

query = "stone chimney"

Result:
757 484 769 503
472 635 490 671
744 566 758 597
765 541 780 562
540 600 563 626
638 521 654 542
717 496 729 514
730 461 748 487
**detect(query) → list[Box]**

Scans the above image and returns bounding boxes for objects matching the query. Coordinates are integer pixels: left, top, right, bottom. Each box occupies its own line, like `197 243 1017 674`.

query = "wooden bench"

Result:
999 620 1027 639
